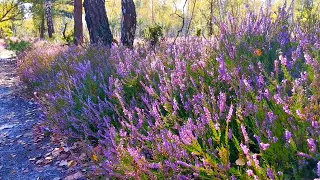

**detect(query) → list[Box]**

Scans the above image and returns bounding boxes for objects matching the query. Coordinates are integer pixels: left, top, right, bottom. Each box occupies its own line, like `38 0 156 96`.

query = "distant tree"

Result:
74 0 83 45
45 0 54 38
121 0 137 47
208 0 214 36
83 0 113 47
0 0 22 37
0 0 21 23
40 14 45 39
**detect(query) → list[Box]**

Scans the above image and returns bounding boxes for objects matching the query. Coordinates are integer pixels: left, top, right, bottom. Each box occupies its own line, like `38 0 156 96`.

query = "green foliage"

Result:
143 24 163 46
195 28 202 37
5 39 32 53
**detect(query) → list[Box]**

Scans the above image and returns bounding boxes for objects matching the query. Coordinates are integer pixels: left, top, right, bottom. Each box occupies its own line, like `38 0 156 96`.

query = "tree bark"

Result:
151 0 155 23
83 0 113 47
46 0 54 38
121 0 137 48
208 0 214 36
74 0 83 45
40 15 45 39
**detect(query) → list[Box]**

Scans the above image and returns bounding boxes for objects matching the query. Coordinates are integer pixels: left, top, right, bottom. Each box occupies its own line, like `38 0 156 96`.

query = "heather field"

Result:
13 5 320 179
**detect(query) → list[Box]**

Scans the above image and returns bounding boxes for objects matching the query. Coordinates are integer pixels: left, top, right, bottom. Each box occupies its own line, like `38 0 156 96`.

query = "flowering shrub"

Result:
19 7 320 179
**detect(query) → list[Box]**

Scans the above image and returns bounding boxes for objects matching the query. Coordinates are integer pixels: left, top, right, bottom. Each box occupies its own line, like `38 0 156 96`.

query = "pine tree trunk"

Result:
121 0 137 48
74 0 83 45
83 0 113 47
40 15 45 39
151 0 155 23
46 0 54 38
208 0 213 36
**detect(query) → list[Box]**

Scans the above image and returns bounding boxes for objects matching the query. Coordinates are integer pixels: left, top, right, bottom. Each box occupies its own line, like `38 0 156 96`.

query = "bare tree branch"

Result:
186 0 197 36
171 0 188 44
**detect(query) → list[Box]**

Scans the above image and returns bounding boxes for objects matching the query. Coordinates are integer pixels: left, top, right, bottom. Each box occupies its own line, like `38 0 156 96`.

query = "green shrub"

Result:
143 24 163 46
6 39 32 54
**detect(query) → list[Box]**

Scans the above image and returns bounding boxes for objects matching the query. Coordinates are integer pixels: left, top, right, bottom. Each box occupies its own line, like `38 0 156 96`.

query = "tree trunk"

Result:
121 0 137 48
151 0 155 23
208 0 213 36
83 0 113 47
46 0 54 38
74 0 83 45
40 15 45 39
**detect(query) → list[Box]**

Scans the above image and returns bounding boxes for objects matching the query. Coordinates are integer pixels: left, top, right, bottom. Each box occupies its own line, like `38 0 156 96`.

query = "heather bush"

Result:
19 7 320 179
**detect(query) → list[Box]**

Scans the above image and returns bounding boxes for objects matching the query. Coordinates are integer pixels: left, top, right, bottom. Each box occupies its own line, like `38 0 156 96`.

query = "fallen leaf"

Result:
67 160 77 168
45 156 53 160
10 154 16 158
235 157 246 166
29 158 36 161
15 135 22 138
92 154 99 162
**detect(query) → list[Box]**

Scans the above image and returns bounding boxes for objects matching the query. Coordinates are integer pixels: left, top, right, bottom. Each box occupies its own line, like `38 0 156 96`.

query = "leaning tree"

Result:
121 0 137 48
83 0 113 47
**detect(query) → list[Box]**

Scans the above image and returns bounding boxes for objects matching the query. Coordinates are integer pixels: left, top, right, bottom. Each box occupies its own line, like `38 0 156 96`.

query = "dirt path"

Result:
0 58 64 180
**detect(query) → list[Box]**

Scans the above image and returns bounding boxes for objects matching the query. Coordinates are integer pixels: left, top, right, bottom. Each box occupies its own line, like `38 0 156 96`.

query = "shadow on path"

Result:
0 58 64 180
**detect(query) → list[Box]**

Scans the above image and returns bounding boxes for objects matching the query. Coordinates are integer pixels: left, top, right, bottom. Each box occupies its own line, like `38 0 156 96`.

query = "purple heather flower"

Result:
214 123 220 130
304 53 313 65
267 168 275 180
258 61 263 71
176 161 192 168
203 107 212 124
254 135 261 144
257 74 265 87
179 125 196 145
241 124 250 144
240 143 250 155
285 129 292 143
217 55 231 82
267 111 277 123
279 54 288 67
252 154 260 167
264 89 270 99
226 104 234 123
173 98 179 112
307 138 316 153
243 77 253 92
247 169 254 176
208 138 213 148
317 161 320 177
297 152 312 159
260 143 270 151
218 92 227 114
296 109 305 119
283 105 291 115
312 121 319 129
273 94 283 104
300 71 308 81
